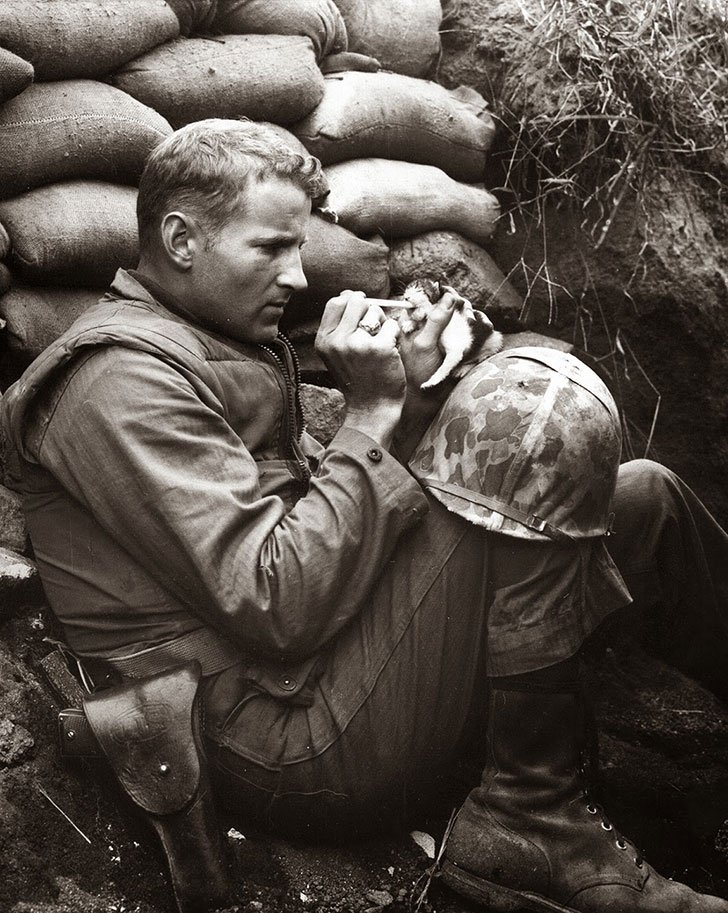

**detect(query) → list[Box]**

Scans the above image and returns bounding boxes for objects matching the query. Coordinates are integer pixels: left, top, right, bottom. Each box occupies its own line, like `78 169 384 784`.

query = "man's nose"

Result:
279 249 308 292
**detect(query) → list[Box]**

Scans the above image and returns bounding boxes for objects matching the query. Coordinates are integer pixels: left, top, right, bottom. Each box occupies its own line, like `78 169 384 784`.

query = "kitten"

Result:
394 279 504 388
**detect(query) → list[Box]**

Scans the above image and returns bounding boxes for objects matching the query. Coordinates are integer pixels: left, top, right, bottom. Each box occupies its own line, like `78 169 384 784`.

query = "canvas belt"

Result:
79 626 242 687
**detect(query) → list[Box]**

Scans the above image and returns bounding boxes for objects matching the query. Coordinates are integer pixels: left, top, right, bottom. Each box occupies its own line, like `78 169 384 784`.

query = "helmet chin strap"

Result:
418 476 578 543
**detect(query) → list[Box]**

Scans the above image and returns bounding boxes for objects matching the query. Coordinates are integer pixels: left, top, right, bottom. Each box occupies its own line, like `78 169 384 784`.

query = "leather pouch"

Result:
83 661 230 913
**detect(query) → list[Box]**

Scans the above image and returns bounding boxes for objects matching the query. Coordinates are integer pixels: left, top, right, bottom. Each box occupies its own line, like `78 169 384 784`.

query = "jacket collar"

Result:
108 269 284 363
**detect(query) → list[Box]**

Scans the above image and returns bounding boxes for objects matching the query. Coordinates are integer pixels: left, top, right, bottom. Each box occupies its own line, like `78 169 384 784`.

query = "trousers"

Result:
202 459 728 837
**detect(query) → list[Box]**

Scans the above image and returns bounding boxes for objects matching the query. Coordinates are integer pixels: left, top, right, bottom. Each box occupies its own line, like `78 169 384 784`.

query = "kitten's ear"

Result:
421 278 441 301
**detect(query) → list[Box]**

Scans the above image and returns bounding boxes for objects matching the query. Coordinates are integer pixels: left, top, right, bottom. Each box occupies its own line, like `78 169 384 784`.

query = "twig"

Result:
37 782 92 845
411 809 458 912
594 127 659 249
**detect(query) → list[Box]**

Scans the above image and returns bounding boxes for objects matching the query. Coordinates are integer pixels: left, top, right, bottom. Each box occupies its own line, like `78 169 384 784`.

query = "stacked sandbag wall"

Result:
0 0 524 399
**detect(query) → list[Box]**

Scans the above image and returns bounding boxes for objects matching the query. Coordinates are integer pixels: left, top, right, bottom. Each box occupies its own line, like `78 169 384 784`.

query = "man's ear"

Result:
160 211 200 270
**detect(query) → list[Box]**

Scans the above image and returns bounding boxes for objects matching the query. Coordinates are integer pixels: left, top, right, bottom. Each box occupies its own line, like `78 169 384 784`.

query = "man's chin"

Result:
229 321 281 346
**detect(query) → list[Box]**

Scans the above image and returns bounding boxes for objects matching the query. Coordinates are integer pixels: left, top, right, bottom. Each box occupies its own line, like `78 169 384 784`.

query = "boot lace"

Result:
580 768 644 869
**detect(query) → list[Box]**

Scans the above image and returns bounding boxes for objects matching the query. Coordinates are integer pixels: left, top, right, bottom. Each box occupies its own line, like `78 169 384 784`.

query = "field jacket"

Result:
1 270 428 699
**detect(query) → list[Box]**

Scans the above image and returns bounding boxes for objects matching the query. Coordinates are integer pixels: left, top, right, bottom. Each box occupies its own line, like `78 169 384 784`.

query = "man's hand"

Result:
316 290 406 449
397 288 458 392
391 289 459 461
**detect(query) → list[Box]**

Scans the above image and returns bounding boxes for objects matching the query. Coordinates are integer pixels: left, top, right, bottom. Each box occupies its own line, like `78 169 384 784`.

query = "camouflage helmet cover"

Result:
409 347 622 541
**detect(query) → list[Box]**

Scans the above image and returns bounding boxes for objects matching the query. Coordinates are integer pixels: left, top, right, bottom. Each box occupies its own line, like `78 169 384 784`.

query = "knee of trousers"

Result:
615 459 681 532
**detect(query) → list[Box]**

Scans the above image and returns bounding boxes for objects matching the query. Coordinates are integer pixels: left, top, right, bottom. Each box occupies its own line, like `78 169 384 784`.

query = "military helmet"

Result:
408 346 621 541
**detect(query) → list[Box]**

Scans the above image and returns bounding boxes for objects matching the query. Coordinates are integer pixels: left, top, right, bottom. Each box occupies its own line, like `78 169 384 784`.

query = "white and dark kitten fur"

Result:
394 279 504 388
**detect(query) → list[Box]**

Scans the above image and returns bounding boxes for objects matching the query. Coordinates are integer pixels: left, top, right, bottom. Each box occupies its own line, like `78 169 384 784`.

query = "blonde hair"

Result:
137 119 327 249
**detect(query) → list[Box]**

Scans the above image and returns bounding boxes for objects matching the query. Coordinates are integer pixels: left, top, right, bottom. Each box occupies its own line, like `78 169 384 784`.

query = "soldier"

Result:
3 119 728 912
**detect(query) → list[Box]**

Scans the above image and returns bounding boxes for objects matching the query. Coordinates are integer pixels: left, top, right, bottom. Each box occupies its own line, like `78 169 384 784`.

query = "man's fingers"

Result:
317 290 366 335
334 292 370 334
374 317 401 348
415 293 457 349
317 298 347 336
356 304 386 335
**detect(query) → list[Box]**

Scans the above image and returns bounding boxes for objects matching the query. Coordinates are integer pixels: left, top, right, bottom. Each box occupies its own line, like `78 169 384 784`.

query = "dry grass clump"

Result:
498 0 728 243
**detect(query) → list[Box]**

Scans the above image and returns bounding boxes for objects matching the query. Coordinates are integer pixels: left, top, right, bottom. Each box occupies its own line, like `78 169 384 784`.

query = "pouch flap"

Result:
83 662 201 815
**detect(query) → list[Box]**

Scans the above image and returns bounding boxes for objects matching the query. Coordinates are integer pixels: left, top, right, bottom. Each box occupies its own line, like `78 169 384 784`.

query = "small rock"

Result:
300 384 345 445
388 230 523 321
365 889 393 906
0 546 41 617
410 830 437 859
0 717 34 765
0 546 36 582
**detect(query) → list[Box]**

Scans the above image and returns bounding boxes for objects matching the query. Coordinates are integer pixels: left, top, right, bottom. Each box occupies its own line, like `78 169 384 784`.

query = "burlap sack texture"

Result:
389 231 523 318
0 287 102 362
325 159 501 247
0 48 33 107
320 52 381 74
0 81 172 199
296 216 390 317
112 34 325 128
294 71 495 183
0 217 390 358
165 0 217 35
0 182 138 286
0 0 180 81
0 220 9 260
332 0 442 77
0 0 523 365
209 0 348 61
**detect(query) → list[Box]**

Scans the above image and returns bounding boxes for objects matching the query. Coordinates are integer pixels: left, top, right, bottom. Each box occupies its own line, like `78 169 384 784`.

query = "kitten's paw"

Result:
441 284 468 306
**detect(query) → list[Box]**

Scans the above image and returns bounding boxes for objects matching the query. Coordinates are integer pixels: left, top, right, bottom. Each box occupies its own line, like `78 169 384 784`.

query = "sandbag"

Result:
112 34 324 128
293 72 495 183
0 286 101 360
294 215 389 318
164 0 217 35
0 81 172 199
260 123 311 158
320 52 380 74
388 231 522 320
325 159 500 247
0 182 138 286
210 0 347 60
0 48 33 105
0 1 180 81
332 0 441 77
0 220 9 260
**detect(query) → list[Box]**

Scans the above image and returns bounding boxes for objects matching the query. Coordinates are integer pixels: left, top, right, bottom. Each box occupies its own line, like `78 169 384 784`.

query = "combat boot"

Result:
441 682 728 912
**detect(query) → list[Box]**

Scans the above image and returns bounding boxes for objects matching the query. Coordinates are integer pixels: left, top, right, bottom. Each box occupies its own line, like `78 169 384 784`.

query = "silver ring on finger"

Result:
358 320 380 335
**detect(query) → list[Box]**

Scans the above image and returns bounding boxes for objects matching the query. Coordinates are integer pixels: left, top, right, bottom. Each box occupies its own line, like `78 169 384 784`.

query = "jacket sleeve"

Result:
36 347 429 659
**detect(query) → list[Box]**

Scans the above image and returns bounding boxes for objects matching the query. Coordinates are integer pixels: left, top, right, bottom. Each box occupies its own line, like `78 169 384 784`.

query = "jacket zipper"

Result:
258 335 311 486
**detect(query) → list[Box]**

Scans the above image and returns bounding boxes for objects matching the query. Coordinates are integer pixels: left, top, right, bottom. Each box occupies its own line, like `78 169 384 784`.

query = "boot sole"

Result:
441 861 578 913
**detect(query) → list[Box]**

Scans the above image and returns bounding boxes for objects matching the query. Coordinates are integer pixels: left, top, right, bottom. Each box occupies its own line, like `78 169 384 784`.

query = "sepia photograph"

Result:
1 1 728 911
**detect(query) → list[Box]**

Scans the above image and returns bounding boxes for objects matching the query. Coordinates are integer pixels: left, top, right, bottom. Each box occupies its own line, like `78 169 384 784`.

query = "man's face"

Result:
191 176 311 344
